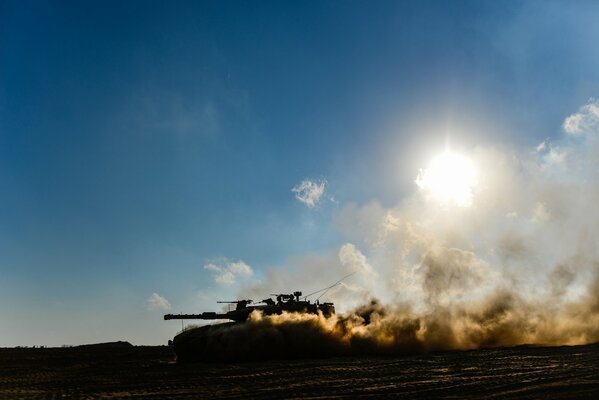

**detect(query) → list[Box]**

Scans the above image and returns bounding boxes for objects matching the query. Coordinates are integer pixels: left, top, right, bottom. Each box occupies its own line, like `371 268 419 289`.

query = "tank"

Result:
164 291 336 362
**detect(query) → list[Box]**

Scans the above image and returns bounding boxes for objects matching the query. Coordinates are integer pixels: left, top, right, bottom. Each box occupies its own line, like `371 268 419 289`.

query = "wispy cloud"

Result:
292 178 327 208
534 139 569 169
204 260 253 285
534 139 548 153
563 98 599 135
338 243 376 278
146 293 171 311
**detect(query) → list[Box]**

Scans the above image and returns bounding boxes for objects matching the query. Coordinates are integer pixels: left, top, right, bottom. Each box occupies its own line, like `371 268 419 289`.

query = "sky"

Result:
2 0 599 346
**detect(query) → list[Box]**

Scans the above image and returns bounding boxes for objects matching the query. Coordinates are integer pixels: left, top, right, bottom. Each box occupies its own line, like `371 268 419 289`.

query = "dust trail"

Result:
179 277 599 361
185 100 599 361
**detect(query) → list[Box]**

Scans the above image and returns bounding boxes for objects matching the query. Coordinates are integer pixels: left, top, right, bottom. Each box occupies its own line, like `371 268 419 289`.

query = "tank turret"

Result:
164 292 335 323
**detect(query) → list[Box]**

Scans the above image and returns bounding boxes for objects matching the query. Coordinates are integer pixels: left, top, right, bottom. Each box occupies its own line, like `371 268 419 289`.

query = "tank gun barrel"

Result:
216 300 252 304
164 312 229 320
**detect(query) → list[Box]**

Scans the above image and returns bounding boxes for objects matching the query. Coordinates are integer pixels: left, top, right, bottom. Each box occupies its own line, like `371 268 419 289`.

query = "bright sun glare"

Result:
416 150 477 207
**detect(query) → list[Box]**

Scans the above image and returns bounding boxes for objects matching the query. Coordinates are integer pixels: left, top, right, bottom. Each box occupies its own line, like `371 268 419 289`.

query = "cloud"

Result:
204 260 253 285
146 293 171 311
338 243 376 278
563 98 599 134
292 178 327 208
534 139 548 153
533 140 569 171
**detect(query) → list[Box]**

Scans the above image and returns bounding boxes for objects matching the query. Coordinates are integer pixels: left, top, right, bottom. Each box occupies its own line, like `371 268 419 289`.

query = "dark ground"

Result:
1 342 599 399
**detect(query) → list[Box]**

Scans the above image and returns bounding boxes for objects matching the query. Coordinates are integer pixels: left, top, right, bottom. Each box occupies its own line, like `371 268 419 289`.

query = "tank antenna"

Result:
302 272 356 301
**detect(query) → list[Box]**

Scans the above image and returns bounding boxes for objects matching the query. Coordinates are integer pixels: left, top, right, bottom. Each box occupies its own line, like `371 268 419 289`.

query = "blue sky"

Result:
2 0 599 345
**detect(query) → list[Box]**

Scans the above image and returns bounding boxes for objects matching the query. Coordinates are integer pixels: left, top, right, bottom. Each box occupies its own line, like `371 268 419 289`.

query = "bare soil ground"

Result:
1 343 598 399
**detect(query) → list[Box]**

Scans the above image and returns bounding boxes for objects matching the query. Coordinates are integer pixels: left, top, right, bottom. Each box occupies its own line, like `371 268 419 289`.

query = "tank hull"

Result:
171 315 342 362
172 323 238 362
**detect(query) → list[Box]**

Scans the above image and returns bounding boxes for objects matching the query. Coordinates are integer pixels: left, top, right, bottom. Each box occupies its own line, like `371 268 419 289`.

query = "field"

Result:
1 342 599 399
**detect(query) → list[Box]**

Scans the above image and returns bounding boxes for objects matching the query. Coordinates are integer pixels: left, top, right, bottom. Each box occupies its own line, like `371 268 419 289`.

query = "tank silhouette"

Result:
164 291 335 323
164 291 336 362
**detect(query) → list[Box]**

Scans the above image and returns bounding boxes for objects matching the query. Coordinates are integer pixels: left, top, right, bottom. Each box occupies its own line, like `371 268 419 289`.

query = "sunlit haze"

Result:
416 150 477 207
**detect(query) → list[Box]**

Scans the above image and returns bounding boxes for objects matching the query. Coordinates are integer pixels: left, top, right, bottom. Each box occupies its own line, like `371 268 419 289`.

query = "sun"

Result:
416 150 477 207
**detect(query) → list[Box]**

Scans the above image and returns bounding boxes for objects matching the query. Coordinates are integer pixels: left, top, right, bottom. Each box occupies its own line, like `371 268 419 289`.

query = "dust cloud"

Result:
188 100 599 361
180 280 599 361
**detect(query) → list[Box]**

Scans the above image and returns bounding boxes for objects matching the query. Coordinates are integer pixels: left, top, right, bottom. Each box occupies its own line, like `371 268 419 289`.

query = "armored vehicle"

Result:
164 291 335 323
164 291 336 362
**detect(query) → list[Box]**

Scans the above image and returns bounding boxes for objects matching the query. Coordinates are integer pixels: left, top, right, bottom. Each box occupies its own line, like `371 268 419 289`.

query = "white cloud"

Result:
338 243 376 278
204 260 253 285
563 98 599 135
292 178 327 208
535 139 548 153
146 293 171 311
544 147 568 166
533 139 569 170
